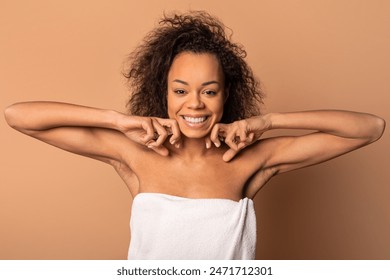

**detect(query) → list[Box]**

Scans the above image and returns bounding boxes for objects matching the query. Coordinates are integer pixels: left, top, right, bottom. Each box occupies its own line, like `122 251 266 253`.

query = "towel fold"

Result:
128 192 256 260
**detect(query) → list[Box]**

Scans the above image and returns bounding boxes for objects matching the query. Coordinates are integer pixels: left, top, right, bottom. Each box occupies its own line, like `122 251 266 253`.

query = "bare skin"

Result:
4 52 386 202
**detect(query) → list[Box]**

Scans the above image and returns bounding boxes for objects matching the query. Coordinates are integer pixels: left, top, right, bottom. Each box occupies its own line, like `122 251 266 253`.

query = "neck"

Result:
168 136 217 160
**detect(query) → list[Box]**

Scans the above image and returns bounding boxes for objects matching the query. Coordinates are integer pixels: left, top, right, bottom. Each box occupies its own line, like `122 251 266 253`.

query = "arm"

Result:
261 110 385 173
210 110 385 173
4 101 180 164
4 101 123 135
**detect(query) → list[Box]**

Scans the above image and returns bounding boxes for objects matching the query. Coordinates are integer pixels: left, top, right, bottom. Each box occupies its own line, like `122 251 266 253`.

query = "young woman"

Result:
4 12 385 259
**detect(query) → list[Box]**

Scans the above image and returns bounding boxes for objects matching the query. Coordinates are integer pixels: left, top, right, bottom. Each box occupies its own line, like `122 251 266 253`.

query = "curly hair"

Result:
123 11 264 123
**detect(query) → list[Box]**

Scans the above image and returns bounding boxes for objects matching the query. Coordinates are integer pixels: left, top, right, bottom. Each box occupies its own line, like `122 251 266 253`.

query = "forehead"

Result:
168 52 224 82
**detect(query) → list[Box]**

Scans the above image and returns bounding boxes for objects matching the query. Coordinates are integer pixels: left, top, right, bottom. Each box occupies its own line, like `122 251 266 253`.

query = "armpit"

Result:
243 166 278 198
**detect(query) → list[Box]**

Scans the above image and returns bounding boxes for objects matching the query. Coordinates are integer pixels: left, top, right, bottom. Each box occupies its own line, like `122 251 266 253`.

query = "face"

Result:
167 52 226 139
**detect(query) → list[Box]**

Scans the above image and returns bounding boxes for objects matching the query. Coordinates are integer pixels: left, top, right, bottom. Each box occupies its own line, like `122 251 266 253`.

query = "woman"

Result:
4 11 385 259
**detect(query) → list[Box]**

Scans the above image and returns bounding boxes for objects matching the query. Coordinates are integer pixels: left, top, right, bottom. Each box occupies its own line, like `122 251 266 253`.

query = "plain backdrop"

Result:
1 0 389 259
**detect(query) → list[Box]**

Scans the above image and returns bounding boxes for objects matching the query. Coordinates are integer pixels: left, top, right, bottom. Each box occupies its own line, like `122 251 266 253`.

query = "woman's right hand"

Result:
117 115 182 156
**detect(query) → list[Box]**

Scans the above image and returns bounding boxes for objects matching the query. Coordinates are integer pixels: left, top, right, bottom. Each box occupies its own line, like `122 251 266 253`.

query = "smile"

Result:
182 116 208 124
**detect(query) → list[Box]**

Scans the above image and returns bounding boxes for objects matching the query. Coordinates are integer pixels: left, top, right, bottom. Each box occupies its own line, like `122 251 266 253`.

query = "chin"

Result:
179 128 210 139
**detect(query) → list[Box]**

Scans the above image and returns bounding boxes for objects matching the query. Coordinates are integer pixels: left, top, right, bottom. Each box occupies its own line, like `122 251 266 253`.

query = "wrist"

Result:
261 113 277 130
110 110 129 132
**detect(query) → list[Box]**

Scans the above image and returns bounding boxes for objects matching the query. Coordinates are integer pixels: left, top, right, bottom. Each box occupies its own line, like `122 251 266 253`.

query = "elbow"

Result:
4 104 18 129
369 116 386 143
4 103 29 133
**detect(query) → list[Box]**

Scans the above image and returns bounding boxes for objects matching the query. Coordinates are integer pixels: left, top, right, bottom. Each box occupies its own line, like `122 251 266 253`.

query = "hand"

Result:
207 116 270 162
118 116 181 156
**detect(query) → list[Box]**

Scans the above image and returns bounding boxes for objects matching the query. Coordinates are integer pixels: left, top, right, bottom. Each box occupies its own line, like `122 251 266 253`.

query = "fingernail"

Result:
175 143 180 148
214 142 221 148
206 142 211 149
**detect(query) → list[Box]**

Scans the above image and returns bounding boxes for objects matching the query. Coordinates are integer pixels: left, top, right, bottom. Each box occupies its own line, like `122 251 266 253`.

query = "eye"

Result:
203 90 217 96
174 89 186 95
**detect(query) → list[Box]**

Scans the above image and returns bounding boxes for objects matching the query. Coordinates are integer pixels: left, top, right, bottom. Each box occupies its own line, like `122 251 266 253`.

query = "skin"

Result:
4 52 386 202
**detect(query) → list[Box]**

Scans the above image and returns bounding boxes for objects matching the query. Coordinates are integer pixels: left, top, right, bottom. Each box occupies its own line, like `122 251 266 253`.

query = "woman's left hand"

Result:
207 116 270 162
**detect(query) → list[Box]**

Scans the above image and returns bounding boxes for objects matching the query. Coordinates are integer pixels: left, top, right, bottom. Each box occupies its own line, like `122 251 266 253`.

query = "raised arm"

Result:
261 110 385 173
4 101 181 164
210 110 385 173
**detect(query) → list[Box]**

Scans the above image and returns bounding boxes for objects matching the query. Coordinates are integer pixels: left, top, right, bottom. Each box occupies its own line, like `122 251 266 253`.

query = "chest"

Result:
128 152 254 200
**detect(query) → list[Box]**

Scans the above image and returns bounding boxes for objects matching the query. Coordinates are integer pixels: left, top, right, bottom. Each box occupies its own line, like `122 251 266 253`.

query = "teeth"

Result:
183 116 207 124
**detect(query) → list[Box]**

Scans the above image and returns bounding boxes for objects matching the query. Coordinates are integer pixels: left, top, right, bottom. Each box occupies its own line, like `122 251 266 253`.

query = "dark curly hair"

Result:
123 11 264 123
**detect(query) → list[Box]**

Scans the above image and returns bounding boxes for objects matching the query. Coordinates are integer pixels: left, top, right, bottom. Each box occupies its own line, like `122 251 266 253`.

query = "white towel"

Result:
128 193 256 260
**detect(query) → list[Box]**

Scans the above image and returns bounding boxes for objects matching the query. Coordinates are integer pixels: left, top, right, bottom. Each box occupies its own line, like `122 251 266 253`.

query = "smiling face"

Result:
167 52 226 139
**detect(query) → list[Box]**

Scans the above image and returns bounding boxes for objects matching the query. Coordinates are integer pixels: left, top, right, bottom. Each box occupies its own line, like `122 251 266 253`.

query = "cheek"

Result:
217 97 225 113
166 94 177 118
211 100 225 122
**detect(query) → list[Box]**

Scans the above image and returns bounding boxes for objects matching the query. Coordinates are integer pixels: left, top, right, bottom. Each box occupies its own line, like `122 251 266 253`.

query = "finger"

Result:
165 120 182 147
238 127 247 143
154 118 173 135
247 132 255 143
148 145 169 156
210 123 225 147
155 118 181 148
149 119 168 147
237 141 247 150
139 118 155 143
222 148 239 162
224 130 240 151
205 137 212 149
209 124 220 147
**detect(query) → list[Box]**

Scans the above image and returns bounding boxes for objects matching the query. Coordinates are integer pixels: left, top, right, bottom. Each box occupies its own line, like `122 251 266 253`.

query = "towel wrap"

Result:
128 192 256 259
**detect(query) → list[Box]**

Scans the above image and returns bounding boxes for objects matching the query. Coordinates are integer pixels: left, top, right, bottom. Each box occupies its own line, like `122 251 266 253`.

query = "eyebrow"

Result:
172 79 220 86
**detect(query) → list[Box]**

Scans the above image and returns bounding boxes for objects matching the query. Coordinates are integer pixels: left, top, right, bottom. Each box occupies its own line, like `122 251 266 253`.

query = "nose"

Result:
186 92 205 109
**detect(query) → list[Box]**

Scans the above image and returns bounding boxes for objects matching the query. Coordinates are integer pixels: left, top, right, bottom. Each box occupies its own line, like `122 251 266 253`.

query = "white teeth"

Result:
183 116 207 124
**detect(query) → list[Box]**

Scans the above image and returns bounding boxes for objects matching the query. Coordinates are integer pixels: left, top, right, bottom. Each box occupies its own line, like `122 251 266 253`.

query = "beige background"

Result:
1 0 389 259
